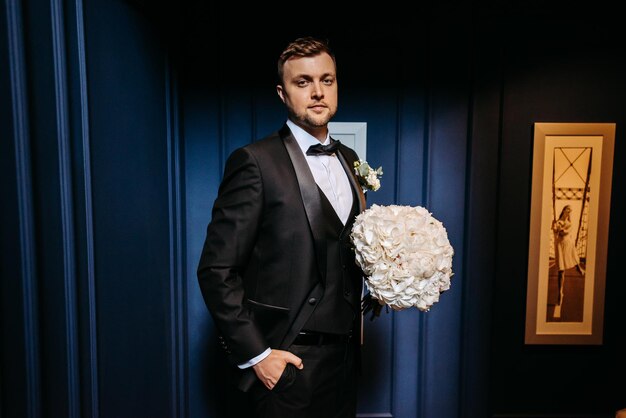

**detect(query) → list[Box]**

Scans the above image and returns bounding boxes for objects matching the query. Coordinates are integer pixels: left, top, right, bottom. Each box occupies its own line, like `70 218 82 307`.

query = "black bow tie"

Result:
306 140 341 156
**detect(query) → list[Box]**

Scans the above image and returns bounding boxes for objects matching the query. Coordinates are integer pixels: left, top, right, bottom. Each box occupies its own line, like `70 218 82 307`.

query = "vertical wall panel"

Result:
421 90 469 418
391 90 427 418
165 59 186 418
421 6 471 418
64 0 100 415
184 85 225 418
22 0 74 413
50 0 80 415
1 1 41 417
83 0 172 416
460 17 503 418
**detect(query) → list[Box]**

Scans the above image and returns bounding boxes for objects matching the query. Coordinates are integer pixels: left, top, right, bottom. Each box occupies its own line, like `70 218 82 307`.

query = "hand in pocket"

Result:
272 363 298 392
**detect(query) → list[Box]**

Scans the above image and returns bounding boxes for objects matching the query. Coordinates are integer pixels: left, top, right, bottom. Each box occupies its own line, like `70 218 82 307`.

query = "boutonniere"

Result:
354 159 383 192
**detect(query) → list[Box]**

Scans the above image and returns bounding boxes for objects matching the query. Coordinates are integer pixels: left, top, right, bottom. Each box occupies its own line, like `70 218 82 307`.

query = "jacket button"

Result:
308 297 317 305
344 290 351 296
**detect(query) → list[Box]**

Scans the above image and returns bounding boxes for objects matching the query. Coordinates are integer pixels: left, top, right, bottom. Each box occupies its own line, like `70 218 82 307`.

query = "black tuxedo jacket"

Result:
197 124 366 383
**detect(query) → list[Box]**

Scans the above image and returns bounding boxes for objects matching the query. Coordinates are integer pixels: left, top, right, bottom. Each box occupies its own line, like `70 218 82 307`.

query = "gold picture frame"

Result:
525 123 615 345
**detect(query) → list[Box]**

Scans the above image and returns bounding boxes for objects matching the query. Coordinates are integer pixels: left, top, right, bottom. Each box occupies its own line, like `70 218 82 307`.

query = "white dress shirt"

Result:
286 119 353 224
237 121 355 369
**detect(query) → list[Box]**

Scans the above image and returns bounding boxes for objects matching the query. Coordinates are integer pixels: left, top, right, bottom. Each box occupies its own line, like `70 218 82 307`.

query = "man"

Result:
197 36 366 417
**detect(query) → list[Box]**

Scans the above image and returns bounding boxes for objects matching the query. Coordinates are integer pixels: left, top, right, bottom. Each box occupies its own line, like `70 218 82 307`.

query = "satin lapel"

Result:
280 126 327 284
337 148 366 214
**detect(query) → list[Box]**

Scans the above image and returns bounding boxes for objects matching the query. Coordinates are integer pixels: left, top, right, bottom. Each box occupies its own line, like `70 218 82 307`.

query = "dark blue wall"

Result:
480 8 626 417
1 0 183 417
1 1 624 418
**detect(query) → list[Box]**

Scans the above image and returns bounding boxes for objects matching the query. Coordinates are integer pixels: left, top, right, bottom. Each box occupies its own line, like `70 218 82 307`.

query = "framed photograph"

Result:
525 123 615 344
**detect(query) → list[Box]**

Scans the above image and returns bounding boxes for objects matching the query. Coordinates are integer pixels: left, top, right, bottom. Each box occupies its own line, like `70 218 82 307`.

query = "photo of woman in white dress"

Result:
552 204 585 307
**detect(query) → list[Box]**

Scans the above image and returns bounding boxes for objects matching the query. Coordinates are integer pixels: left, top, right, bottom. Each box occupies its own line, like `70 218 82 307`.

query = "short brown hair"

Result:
277 36 336 85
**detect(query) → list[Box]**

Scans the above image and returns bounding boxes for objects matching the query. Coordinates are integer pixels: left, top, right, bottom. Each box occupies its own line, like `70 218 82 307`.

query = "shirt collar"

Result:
286 119 330 155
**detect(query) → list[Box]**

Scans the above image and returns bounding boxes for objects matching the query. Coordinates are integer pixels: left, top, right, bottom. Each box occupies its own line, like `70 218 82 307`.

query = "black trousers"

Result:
249 341 357 418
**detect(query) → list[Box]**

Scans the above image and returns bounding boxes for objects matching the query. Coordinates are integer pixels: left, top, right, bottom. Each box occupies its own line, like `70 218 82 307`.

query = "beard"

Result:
288 105 337 131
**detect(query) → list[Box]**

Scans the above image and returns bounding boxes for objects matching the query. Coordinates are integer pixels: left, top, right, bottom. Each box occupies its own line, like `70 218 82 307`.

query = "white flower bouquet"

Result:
351 204 454 315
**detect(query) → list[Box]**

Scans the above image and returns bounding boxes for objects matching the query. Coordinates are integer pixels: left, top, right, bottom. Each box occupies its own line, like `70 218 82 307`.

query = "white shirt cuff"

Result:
237 348 271 369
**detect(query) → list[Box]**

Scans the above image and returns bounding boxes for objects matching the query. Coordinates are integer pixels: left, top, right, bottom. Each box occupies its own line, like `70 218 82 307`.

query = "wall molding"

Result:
166 56 187 418
6 0 41 416
73 0 100 415
51 0 80 416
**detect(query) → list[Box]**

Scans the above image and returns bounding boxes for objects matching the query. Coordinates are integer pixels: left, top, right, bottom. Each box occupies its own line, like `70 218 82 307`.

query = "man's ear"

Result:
276 84 286 104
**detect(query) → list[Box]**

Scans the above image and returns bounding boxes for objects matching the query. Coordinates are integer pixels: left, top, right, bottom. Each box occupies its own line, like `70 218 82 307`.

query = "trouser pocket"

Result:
272 363 297 393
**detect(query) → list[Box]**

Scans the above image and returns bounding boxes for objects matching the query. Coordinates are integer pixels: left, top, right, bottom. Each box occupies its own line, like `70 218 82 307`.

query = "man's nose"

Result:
311 82 324 99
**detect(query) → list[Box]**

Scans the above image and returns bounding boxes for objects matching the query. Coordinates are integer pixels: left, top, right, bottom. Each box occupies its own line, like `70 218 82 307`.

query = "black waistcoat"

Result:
303 185 361 334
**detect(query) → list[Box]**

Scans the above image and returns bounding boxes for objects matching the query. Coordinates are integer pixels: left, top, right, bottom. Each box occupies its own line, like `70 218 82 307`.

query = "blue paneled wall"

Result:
1 0 182 417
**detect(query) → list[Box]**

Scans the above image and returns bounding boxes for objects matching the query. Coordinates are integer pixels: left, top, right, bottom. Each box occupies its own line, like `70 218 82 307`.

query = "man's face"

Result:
276 52 338 135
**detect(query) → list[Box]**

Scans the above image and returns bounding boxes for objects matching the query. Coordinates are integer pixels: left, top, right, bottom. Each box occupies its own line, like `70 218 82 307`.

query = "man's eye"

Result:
297 80 309 87
323 78 334 85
